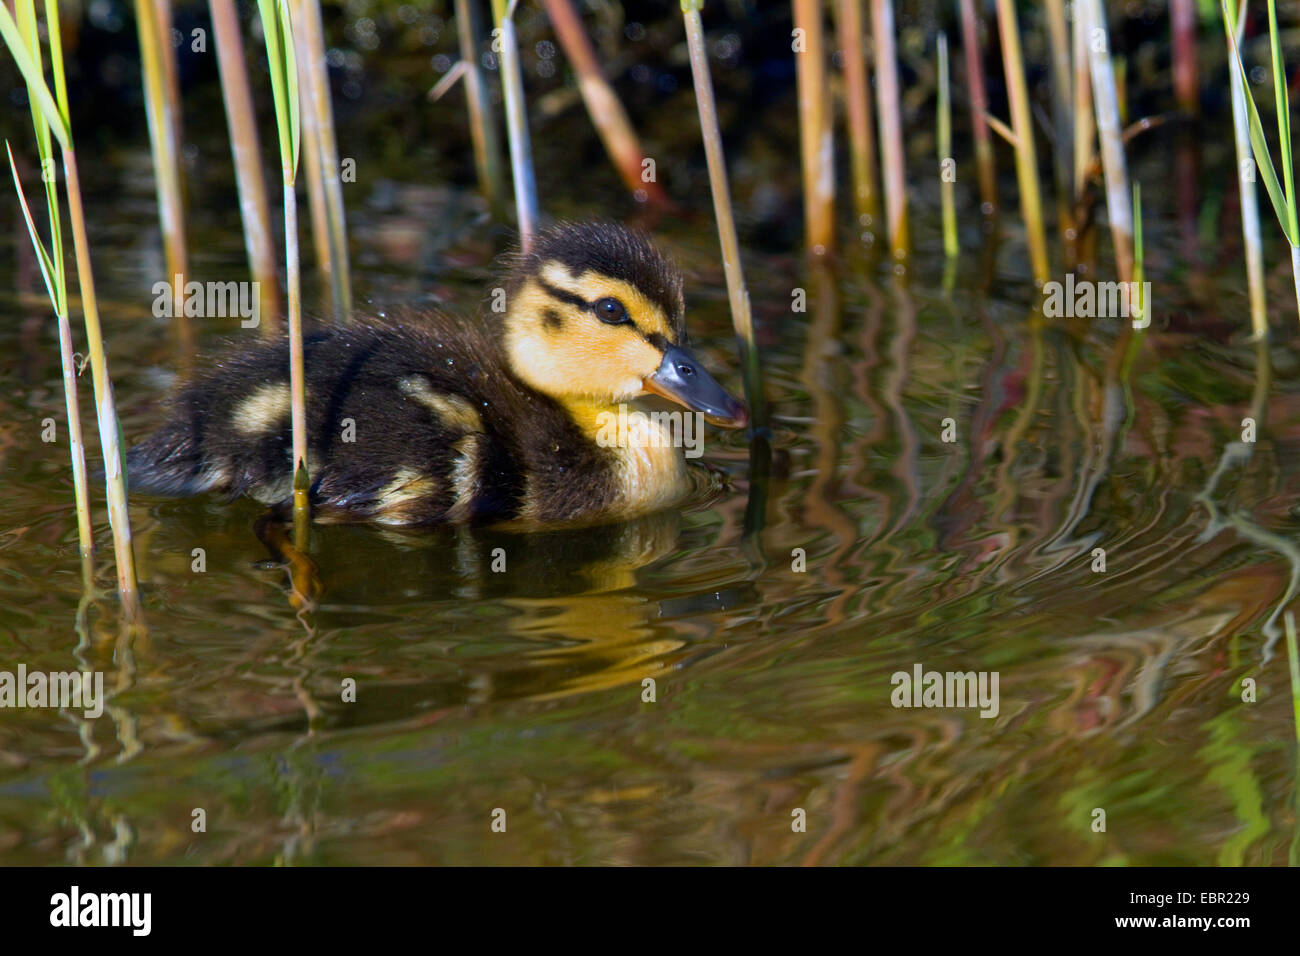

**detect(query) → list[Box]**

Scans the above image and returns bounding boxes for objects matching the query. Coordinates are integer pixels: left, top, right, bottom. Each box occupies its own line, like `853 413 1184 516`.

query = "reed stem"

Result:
1 0 143 617
994 0 1049 285
835 0 878 229
210 0 281 330
9 3 92 558
491 0 539 252
793 0 835 256
1171 0 1198 115
957 0 995 215
1045 0 1074 244
1221 0 1300 327
1224 0 1267 339
1287 612 1300 746
454 0 505 214
257 0 307 528
133 0 189 325
57 314 94 556
543 0 669 207
1071 0 1096 270
1079 0 1134 285
937 31 957 259
65 147 143 621
681 0 766 432
291 0 351 320
870 0 907 260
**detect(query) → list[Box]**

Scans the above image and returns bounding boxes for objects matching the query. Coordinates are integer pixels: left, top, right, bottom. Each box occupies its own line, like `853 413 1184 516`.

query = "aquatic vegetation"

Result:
1 0 141 622
1221 0 1300 328
3 0 1300 875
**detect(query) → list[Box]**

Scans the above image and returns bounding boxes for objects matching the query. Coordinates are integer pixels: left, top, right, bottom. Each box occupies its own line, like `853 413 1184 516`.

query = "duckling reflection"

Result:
254 509 707 724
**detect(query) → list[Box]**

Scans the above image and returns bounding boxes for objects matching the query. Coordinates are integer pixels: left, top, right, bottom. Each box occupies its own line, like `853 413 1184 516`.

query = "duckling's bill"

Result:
642 345 748 429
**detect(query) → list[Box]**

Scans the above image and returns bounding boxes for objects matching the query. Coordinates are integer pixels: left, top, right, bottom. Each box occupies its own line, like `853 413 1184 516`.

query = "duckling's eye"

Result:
593 297 629 325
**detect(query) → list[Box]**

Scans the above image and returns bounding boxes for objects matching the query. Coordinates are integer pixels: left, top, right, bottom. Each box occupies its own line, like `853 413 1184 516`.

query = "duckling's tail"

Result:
121 417 226 498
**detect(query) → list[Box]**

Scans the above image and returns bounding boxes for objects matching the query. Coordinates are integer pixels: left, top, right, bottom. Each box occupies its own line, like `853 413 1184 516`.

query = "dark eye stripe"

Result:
538 278 636 324
536 277 591 311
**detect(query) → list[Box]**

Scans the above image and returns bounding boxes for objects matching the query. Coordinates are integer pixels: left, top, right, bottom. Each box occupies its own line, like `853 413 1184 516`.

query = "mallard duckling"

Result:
126 221 747 527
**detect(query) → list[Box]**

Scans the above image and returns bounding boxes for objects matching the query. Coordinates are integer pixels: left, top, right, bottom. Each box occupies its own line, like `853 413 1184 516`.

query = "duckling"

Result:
125 221 748 527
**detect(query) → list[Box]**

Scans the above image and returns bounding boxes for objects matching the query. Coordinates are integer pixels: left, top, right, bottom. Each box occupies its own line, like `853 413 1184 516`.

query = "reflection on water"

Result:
2 70 1300 868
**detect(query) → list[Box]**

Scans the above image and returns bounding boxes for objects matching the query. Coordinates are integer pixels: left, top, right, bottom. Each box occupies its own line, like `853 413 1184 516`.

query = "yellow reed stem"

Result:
994 0 1049 285
793 0 835 256
133 0 189 331
834 0 878 229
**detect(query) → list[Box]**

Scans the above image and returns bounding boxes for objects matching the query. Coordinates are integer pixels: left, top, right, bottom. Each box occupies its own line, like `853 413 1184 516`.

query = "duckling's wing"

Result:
126 320 529 525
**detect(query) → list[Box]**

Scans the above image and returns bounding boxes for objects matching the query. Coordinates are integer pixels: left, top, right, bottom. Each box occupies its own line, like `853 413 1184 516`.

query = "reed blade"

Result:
491 0 539 251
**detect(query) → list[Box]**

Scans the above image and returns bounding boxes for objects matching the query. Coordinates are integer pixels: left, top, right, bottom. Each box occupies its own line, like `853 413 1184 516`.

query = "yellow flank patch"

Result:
372 467 437 524
444 434 482 522
399 377 483 432
233 384 292 435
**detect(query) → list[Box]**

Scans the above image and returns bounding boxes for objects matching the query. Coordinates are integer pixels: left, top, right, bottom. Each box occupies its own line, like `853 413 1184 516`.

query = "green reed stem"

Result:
1287 612 1300 745
454 0 505 215
870 0 907 261
7 145 93 558
937 31 957 259
291 0 351 321
491 0 539 252
680 0 766 432
210 0 281 332
9 3 92 558
1221 0 1300 327
834 0 878 230
994 0 1049 285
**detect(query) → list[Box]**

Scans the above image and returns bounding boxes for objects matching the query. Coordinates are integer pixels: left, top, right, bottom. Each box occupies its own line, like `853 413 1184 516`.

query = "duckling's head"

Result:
500 221 747 429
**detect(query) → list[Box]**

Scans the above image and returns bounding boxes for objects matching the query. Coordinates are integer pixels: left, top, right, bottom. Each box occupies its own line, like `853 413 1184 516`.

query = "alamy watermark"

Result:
152 276 260 328
0 664 104 718
1042 273 1151 328
891 664 999 718
595 404 705 458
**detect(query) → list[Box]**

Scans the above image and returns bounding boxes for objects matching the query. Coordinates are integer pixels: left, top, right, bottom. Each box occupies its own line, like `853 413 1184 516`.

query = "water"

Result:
1 16 1298 866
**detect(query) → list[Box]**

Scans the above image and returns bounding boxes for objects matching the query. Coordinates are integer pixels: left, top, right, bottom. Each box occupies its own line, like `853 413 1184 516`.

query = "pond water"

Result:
1 9 1298 866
